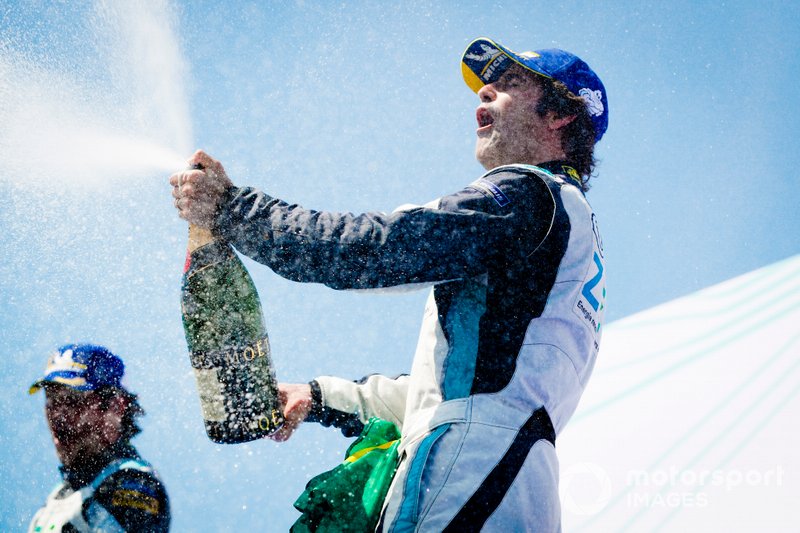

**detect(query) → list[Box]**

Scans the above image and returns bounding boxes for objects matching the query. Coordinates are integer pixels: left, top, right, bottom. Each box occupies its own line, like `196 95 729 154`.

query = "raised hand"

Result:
170 150 233 228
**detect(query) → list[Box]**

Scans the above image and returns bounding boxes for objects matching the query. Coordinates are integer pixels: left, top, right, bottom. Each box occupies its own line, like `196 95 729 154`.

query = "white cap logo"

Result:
579 88 604 117
465 44 500 62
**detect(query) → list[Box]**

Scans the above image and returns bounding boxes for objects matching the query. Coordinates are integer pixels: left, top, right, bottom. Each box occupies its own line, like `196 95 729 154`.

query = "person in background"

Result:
28 343 170 532
171 36 608 531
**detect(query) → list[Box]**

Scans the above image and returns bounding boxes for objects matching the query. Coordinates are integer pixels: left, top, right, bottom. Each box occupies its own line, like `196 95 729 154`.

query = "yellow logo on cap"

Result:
52 376 88 387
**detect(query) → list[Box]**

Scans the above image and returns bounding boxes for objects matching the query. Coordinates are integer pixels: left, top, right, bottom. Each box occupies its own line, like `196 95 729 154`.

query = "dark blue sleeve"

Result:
93 469 170 532
214 167 555 290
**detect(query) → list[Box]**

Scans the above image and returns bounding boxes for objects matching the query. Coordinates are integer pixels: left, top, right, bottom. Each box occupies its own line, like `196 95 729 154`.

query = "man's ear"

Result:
549 114 577 131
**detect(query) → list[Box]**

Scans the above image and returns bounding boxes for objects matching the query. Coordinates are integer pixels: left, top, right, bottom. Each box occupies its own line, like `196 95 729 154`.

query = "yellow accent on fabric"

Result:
562 165 583 186
482 39 546 79
111 489 160 515
479 53 503 78
46 361 87 370
292 418 400 532
461 62 485 93
52 376 87 387
28 375 86 394
187 224 215 253
462 48 552 95
345 440 397 463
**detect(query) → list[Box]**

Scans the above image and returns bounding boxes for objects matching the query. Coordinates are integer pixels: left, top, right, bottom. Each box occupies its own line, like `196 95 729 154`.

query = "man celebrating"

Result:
29 344 170 532
172 37 607 531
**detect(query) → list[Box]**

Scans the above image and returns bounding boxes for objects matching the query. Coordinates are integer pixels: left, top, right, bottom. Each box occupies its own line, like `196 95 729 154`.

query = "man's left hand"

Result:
269 383 313 442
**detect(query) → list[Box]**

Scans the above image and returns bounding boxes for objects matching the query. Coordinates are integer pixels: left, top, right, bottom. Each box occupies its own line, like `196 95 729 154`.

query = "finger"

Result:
180 170 204 186
270 419 298 442
269 430 287 442
174 195 190 210
181 173 212 197
172 169 200 188
198 153 229 183
186 150 204 167
174 198 190 221
190 150 218 171
269 424 288 441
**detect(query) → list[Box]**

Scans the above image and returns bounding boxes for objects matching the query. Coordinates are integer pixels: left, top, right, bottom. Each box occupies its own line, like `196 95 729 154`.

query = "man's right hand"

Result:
270 383 313 442
169 150 233 228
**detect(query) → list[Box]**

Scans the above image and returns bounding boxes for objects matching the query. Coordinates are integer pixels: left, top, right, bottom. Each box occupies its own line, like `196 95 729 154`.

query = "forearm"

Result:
307 374 409 436
213 186 507 290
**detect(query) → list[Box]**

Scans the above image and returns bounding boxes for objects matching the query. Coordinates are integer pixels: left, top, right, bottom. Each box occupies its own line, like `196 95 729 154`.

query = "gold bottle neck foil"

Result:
187 224 215 253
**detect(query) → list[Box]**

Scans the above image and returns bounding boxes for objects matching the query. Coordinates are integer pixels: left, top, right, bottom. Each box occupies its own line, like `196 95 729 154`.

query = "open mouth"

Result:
476 108 494 131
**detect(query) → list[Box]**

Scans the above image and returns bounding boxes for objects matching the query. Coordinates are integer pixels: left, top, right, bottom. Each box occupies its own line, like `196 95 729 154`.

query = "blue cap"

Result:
29 344 125 394
461 37 608 142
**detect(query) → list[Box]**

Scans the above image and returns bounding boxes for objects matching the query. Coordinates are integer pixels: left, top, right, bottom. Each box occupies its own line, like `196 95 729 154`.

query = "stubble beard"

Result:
476 130 503 170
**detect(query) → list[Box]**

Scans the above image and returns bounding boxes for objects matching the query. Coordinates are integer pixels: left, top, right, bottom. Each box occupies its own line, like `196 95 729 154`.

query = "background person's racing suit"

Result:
214 161 606 532
29 442 170 532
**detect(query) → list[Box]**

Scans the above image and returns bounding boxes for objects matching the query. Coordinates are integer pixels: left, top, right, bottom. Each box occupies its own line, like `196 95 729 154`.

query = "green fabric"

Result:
291 418 401 532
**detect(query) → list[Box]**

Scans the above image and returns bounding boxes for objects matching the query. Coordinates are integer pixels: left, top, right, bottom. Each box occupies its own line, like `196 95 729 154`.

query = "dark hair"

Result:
95 386 145 441
534 76 598 190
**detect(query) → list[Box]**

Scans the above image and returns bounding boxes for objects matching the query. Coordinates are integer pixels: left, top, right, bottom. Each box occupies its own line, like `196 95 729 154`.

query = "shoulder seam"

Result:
525 171 558 258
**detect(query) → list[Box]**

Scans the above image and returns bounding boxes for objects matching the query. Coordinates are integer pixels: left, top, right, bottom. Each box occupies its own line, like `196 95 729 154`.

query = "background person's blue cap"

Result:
29 343 125 394
461 37 608 142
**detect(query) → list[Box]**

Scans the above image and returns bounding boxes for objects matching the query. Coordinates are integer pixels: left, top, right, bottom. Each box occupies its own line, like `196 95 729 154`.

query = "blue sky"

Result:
1 1 798 530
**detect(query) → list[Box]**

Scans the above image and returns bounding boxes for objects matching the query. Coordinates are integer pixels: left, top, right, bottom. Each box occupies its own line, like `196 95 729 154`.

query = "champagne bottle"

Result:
181 223 283 443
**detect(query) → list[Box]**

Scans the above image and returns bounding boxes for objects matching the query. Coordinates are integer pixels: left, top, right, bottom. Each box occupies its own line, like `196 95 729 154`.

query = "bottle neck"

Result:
187 225 215 253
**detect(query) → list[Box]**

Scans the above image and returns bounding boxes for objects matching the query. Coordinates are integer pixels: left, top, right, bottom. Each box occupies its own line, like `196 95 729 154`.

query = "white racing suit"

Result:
215 161 606 532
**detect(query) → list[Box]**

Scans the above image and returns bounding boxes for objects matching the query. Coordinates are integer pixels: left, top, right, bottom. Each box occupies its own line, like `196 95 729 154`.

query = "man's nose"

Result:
477 83 497 103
